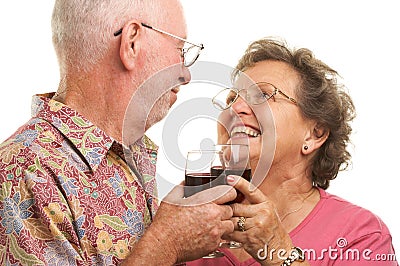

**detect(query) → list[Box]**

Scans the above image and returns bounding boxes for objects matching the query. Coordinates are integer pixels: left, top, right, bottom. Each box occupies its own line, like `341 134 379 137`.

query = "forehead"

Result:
239 60 300 93
162 0 187 37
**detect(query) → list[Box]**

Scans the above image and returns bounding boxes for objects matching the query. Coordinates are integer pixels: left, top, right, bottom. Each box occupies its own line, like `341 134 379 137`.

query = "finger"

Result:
230 201 265 218
221 219 235 234
212 185 237 205
226 175 266 204
222 230 246 244
231 216 257 232
163 183 184 203
218 205 234 221
190 185 237 205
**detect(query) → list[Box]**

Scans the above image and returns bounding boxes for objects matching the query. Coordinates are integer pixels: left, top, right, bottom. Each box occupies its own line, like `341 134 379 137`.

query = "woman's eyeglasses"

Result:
212 82 297 110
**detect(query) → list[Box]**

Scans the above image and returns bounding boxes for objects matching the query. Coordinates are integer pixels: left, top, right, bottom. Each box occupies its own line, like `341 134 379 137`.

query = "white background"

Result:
0 1 399 256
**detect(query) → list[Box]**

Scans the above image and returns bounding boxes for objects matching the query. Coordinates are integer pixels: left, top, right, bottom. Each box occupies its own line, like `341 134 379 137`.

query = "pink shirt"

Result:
186 188 398 265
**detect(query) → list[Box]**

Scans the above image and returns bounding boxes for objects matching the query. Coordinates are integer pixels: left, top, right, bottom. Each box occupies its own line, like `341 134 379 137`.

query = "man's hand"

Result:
123 184 236 265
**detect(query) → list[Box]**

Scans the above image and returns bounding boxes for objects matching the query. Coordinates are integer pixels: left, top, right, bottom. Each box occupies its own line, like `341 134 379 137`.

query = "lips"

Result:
230 126 261 138
169 88 180 106
171 87 180 94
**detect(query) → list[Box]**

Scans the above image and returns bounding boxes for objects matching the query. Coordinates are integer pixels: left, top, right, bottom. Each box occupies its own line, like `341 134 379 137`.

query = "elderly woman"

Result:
186 38 397 265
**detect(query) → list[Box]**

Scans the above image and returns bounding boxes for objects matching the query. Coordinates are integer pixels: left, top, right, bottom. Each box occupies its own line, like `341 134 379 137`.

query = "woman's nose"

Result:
230 93 252 115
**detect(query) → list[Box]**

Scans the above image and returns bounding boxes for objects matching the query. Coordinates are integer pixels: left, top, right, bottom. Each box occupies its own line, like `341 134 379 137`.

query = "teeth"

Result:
231 126 260 137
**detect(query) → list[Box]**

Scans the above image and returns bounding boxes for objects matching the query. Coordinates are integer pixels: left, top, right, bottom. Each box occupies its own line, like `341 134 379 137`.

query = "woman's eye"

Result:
226 95 236 104
224 90 236 104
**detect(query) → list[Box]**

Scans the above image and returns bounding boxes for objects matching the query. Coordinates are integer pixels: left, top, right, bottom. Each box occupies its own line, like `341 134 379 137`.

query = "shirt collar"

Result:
31 93 114 172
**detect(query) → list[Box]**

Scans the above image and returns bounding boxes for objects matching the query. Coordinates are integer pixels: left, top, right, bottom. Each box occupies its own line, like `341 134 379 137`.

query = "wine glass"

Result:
214 144 251 249
184 144 251 257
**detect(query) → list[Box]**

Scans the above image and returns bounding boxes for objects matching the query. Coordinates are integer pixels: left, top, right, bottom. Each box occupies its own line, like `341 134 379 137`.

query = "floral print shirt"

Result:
0 93 159 265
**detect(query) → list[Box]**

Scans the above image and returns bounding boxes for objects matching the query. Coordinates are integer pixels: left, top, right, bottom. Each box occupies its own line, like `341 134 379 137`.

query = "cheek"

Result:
217 122 229 144
144 45 175 73
158 44 182 68
275 115 305 152
249 137 261 162
217 110 232 144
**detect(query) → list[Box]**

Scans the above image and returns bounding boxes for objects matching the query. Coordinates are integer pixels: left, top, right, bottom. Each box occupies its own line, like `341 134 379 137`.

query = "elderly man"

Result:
0 0 235 265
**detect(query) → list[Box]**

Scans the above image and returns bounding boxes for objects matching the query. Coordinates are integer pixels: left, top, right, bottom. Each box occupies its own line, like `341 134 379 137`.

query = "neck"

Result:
256 162 319 231
257 157 313 194
53 69 128 142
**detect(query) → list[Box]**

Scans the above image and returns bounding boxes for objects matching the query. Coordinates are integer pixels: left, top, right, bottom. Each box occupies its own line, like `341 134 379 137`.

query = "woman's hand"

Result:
224 175 297 265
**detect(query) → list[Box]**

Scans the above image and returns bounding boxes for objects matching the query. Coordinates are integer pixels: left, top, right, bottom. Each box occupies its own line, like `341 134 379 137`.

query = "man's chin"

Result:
145 107 171 131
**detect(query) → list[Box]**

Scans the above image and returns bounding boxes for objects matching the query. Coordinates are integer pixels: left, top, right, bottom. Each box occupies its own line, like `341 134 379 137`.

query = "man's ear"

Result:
119 21 142 70
302 123 330 155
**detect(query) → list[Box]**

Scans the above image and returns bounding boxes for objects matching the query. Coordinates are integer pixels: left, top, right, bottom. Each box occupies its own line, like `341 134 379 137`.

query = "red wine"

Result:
210 166 251 204
210 166 251 181
184 167 251 203
184 173 225 197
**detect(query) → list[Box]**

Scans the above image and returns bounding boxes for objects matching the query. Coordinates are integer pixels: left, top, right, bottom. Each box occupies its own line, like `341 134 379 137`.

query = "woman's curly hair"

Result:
234 38 356 189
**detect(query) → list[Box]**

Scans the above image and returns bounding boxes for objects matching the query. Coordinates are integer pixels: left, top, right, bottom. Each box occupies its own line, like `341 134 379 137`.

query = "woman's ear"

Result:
302 123 329 155
119 21 142 70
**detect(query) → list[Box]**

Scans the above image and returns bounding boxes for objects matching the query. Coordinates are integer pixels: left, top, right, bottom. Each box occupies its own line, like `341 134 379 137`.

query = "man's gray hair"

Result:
51 0 163 73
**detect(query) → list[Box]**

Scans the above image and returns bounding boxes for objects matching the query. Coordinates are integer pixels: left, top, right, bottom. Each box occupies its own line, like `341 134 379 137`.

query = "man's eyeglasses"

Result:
114 23 204 67
212 82 297 110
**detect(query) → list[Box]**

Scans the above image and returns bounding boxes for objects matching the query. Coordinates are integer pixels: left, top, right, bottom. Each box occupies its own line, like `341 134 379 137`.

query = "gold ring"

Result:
237 216 246 232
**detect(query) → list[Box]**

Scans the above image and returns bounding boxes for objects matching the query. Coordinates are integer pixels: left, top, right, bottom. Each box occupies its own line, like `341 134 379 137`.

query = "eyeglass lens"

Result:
212 83 275 110
183 45 203 67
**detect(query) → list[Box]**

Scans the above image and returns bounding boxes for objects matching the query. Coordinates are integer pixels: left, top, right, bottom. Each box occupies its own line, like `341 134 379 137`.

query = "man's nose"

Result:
179 65 191 84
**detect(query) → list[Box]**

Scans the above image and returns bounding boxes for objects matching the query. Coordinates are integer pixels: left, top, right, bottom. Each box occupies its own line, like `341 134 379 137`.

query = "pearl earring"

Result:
304 145 309 150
